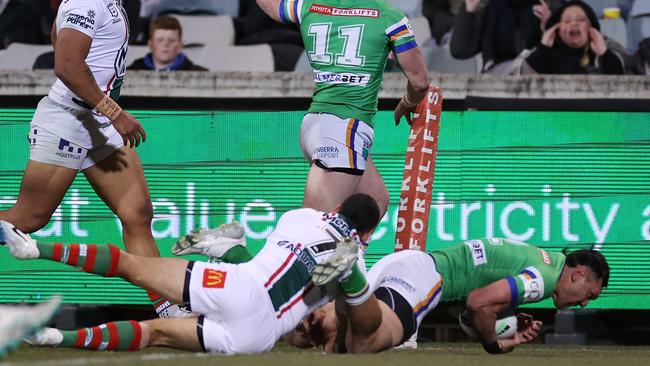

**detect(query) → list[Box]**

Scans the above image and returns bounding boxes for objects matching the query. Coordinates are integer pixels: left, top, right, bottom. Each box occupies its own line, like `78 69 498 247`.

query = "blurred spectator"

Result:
0 0 52 49
128 15 207 71
422 0 459 46
631 37 650 74
450 0 562 71
235 0 303 71
521 0 630 74
618 0 635 21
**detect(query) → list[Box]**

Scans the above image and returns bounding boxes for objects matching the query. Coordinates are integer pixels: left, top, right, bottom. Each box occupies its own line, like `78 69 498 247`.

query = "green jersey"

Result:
279 0 418 126
430 238 566 307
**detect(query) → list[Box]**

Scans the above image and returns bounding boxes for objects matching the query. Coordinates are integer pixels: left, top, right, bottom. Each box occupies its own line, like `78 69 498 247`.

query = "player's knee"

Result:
9 212 52 233
116 200 153 229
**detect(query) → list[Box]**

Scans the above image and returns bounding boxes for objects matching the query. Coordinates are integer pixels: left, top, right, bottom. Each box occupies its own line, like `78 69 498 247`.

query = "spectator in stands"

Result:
450 0 561 72
521 0 629 74
0 0 52 49
128 15 207 71
631 37 650 74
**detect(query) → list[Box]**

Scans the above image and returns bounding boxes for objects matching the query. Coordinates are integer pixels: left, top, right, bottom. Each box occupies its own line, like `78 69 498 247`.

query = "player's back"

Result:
246 207 361 337
295 0 416 126
431 238 566 303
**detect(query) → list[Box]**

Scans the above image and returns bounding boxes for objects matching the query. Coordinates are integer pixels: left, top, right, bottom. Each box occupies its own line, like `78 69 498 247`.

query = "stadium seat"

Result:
583 0 618 17
0 43 53 70
423 45 480 74
294 52 311 72
125 45 150 68
173 15 235 46
151 0 230 17
386 0 422 18
410 17 432 46
186 44 275 72
601 18 627 49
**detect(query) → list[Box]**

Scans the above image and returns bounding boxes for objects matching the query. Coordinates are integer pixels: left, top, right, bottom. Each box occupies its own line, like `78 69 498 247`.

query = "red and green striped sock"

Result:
37 243 121 276
147 290 174 316
59 320 142 351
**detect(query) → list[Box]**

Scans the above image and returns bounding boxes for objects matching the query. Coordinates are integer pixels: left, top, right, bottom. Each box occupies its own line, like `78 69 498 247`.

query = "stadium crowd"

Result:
0 0 648 74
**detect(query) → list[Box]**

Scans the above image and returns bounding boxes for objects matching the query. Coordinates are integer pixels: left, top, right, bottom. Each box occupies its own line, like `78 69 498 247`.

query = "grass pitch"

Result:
2 342 650 366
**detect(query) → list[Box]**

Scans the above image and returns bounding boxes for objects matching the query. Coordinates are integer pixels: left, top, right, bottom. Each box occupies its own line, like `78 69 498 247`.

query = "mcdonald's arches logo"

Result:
202 269 227 288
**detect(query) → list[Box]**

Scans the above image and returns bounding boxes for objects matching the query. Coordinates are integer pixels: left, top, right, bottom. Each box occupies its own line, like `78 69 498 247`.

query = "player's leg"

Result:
83 147 156 257
29 317 202 352
302 164 362 212
82 146 184 315
0 296 62 357
0 222 187 304
0 161 77 233
355 158 389 219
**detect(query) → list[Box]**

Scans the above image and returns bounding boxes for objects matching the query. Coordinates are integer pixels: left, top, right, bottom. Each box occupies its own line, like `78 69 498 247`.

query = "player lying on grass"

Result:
301 238 610 354
0 193 380 354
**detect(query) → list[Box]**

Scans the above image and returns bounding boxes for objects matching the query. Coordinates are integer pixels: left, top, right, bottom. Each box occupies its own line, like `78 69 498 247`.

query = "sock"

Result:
340 263 371 305
59 320 142 351
37 243 121 276
218 245 253 264
146 290 175 316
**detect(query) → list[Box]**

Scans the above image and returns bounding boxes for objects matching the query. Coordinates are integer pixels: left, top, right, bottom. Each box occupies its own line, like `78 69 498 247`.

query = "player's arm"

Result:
393 46 429 125
256 0 283 22
466 279 542 354
466 279 515 353
54 29 146 147
54 29 106 108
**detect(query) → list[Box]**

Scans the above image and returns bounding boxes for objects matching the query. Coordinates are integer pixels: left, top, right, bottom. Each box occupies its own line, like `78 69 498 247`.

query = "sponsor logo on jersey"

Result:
465 240 487 266
277 241 318 272
309 4 379 18
64 10 96 30
518 267 544 302
313 71 371 86
540 249 551 265
202 269 227 288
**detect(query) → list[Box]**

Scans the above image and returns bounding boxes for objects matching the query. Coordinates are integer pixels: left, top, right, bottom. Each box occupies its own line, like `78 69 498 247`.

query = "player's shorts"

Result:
28 96 123 171
183 261 277 354
367 250 442 336
299 113 373 174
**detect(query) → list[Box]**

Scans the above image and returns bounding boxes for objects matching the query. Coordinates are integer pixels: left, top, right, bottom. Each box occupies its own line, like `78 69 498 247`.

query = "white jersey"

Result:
244 208 364 339
48 0 129 109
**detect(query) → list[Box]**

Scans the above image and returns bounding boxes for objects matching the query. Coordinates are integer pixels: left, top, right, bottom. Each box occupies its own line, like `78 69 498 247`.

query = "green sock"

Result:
59 320 142 351
37 242 121 276
219 245 253 264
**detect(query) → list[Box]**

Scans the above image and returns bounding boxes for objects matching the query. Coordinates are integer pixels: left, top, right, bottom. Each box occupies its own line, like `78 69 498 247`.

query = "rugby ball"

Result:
458 309 518 340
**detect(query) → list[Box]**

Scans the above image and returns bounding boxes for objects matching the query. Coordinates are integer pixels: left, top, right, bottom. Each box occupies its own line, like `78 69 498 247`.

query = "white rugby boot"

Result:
172 221 246 258
0 220 40 259
312 237 359 286
25 327 63 347
0 296 62 357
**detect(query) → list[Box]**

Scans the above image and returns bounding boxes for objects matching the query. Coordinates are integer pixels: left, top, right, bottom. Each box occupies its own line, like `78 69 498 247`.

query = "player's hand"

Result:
394 99 417 126
541 23 560 47
112 111 147 148
589 27 608 56
533 0 551 31
515 313 542 343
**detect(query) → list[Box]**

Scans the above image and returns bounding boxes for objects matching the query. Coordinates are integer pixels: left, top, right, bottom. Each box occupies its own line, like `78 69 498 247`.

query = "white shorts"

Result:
184 261 277 354
28 96 123 170
299 113 373 172
367 250 442 327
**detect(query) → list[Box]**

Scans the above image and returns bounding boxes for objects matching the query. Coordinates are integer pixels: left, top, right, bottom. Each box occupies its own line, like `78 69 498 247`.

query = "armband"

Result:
95 94 122 121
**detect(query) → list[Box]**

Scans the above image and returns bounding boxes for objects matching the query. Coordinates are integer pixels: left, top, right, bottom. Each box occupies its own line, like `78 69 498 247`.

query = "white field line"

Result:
0 351 212 366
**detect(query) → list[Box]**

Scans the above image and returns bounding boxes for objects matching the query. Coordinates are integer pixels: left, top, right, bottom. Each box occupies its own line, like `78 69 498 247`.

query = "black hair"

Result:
564 249 610 287
338 193 380 235
547 0 600 31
